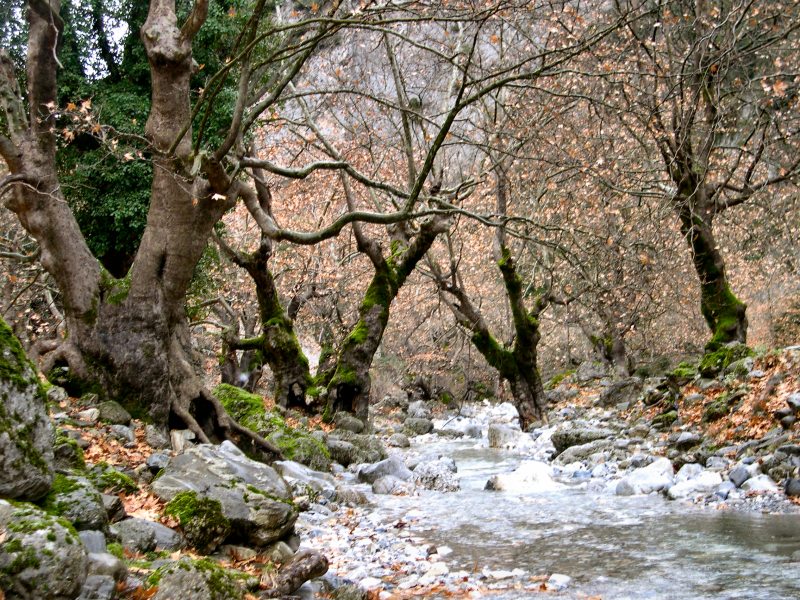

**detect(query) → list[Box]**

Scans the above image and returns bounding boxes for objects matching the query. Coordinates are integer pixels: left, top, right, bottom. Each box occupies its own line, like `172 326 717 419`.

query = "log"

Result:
259 549 329 598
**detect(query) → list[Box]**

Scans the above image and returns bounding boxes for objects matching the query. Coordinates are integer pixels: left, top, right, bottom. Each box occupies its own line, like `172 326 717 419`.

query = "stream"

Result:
367 438 800 599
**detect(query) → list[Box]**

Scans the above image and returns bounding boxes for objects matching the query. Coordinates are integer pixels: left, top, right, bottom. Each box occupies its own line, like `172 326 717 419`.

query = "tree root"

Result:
35 338 88 379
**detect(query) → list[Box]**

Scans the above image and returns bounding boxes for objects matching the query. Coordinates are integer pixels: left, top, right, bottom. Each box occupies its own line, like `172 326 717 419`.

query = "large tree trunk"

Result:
1 1 281 458
678 204 747 351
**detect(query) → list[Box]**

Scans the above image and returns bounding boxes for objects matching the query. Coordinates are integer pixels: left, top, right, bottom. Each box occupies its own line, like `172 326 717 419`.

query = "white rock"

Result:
616 457 674 496
486 460 561 493
359 576 383 590
488 402 520 425
667 470 722 499
675 463 704 482
741 474 779 493
546 573 572 591
434 545 453 557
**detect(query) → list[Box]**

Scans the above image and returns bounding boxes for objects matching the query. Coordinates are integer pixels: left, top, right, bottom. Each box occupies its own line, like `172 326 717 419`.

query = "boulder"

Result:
333 413 365 434
97 401 132 426
554 439 612 465
151 441 297 548
0 499 88 599
86 552 127 582
77 575 116 600
667 465 722 500
113 518 184 552
372 475 413 495
387 433 411 448
674 431 702 450
615 457 674 496
150 558 245 600
487 424 522 449
485 460 561 493
404 417 434 436
728 465 752 488
551 426 613 456
326 430 386 466
487 402 519 424
575 361 608 382
0 318 54 501
407 400 432 419
357 455 412 484
41 474 108 532
274 460 337 499
740 474 779 493
412 458 460 492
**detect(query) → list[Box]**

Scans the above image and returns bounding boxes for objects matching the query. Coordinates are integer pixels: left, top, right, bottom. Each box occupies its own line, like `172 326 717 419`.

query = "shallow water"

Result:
377 439 800 599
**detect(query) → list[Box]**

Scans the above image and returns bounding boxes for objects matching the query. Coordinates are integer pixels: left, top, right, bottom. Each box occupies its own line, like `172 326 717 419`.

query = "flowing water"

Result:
374 439 800 599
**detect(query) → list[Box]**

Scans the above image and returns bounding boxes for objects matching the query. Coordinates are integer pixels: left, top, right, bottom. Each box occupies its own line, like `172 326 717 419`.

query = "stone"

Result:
729 465 752 488
546 573 572 592
145 424 171 449
146 452 171 473
387 433 410 448
404 417 434 436
598 378 642 407
46 385 68 404
170 429 196 452
332 584 368 600
358 455 412 484
334 412 366 434
488 402 520 424
150 558 245 600
615 457 674 496
487 424 523 449
326 439 361 467
274 460 337 498
101 494 126 523
87 552 127 582
787 393 800 413
412 459 460 492
714 480 736 500
79 530 107 554
112 519 157 554
407 400 432 419
0 318 55 501
77 575 117 600
667 468 722 500
740 474 779 493
151 441 297 547
43 474 109 532
784 478 800 497
326 430 386 466
551 426 613 455
53 432 86 471
116 517 184 551
0 499 88 599
780 415 796 429
76 408 100 423
97 401 132 425
372 475 413 495
575 361 607 382
109 424 135 444
554 439 612 465
675 431 702 450
485 460 560 493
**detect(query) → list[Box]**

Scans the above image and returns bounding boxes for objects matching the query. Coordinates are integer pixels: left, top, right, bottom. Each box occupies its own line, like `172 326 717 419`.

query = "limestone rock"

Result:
412 458 460 492
615 457 674 496
0 318 54 501
151 441 297 547
551 426 613 456
358 455 412 484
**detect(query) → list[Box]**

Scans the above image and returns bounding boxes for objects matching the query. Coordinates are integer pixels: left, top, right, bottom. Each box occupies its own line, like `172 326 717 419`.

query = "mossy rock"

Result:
215 384 331 471
147 557 247 600
164 491 231 553
651 410 679 429
702 400 730 423
699 343 754 378
0 317 54 501
671 361 698 382
39 473 109 532
545 368 576 389
87 462 138 494
53 430 86 471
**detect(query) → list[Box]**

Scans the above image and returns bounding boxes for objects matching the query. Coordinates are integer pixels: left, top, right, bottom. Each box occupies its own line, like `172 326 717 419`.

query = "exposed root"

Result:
37 338 87 379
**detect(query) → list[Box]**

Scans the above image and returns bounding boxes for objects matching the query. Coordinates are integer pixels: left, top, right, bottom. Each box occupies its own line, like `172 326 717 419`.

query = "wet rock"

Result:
372 475 413 495
77 575 116 600
615 457 674 496
0 499 88 599
729 465 753 488
334 412 365 434
485 460 560 493
714 480 736 500
0 319 55 501
404 417 434 436
487 424 522 449
358 455 412 484
331 584 368 600
488 402 520 424
97 401 131 425
551 426 613 455
412 458 460 492
387 433 411 448
152 441 297 547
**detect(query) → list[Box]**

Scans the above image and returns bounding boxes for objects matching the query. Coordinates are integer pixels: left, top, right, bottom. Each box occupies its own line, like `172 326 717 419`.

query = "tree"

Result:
597 0 800 350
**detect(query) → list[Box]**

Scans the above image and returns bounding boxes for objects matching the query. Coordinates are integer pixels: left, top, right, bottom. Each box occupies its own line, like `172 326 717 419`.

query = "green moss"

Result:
164 491 231 552
699 344 753 378
147 558 244 599
0 317 44 393
346 320 369 345
54 430 86 470
214 383 266 432
102 269 132 305
546 369 575 389
702 399 730 423
88 462 138 494
671 361 698 381
107 542 124 558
